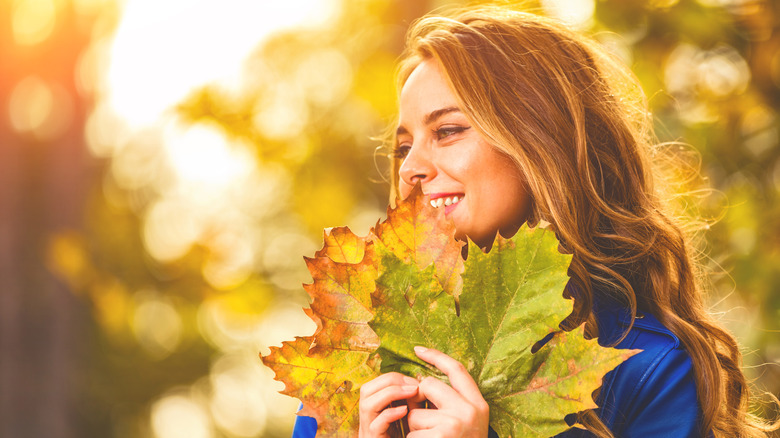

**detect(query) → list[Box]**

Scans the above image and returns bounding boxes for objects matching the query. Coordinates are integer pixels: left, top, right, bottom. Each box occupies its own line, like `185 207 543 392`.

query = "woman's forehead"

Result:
398 60 461 124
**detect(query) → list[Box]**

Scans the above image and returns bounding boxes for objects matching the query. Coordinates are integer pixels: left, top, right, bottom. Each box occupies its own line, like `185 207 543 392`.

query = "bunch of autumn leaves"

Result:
262 186 637 438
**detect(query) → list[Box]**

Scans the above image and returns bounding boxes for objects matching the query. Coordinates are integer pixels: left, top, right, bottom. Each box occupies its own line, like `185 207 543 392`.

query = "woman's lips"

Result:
444 200 461 215
428 193 464 215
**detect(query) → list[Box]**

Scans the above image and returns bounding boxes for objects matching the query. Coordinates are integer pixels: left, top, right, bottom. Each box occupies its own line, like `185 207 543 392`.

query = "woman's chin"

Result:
457 231 494 251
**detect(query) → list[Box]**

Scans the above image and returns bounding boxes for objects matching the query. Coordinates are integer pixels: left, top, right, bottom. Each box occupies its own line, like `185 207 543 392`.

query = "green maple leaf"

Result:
262 186 638 437
371 225 640 438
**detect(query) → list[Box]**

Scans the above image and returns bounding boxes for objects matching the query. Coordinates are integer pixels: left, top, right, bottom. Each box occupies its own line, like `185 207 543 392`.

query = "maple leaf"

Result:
371 226 640 438
316 227 367 264
304 244 378 351
261 336 380 436
262 187 638 438
262 226 381 436
371 185 464 302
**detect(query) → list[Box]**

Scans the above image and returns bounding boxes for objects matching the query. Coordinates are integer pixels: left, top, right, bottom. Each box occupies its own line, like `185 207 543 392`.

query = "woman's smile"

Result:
428 192 464 214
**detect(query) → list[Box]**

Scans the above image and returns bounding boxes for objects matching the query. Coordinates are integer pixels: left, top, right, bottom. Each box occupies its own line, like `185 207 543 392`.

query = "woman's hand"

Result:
359 372 420 438
406 346 490 438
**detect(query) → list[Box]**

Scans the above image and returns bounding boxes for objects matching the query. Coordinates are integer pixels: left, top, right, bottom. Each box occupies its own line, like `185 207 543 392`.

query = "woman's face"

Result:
396 59 532 248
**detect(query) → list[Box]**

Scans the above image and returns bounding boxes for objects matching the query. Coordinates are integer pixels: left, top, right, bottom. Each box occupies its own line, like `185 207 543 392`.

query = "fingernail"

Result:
402 376 418 385
401 385 417 391
414 346 427 354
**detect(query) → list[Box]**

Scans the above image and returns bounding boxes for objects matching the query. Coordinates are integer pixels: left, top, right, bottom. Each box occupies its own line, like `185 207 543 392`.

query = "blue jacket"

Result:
291 305 704 437
553 304 703 437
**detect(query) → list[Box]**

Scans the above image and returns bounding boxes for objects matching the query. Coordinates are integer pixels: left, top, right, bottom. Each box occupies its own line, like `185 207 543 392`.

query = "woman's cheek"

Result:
398 181 413 199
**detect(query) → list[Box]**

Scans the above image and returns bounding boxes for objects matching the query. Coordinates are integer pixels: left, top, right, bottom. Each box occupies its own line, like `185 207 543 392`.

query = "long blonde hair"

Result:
388 7 778 437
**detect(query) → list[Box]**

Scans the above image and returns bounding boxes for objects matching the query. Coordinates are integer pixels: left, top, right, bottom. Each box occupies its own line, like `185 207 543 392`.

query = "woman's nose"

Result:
399 144 436 187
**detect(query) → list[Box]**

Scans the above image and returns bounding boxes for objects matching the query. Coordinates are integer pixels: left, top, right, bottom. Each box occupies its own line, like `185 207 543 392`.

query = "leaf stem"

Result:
389 400 408 438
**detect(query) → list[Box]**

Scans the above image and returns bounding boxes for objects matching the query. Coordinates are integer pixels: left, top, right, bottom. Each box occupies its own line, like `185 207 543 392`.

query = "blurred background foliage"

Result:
1 0 779 437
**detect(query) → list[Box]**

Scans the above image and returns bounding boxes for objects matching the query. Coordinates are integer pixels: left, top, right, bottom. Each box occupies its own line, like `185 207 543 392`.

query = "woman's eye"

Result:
393 144 411 159
435 126 471 140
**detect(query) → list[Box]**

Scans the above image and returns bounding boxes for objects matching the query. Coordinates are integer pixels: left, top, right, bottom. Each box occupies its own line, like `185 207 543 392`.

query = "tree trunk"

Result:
0 3 94 436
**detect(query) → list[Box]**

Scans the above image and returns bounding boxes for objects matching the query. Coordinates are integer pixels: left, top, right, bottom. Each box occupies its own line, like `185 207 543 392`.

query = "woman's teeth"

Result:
430 196 461 208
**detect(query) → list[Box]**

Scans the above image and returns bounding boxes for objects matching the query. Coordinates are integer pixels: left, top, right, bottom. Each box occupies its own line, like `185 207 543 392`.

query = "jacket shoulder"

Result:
599 313 702 437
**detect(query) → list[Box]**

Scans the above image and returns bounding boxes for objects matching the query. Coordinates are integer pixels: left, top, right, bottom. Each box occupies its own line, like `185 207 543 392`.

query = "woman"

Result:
294 6 777 438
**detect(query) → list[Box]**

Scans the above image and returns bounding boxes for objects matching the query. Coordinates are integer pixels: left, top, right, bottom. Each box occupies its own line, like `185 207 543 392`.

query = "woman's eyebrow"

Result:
396 106 462 136
424 106 461 125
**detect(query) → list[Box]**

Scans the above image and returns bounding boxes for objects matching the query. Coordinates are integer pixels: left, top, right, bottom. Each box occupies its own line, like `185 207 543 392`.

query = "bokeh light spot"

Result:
163 121 254 187
75 36 110 97
202 231 255 290
107 0 338 128
151 395 212 438
73 0 110 18
664 43 753 124
47 232 92 291
85 103 130 158
296 49 353 107
209 354 268 437
197 294 265 350
110 130 167 191
740 106 778 159
8 76 73 140
92 279 131 334
696 0 749 7
666 43 750 99
133 292 183 359
648 0 680 8
240 163 292 220
730 227 756 255
256 304 317 357
9 76 51 133
142 198 202 262
12 0 57 46
252 85 310 141
596 33 633 65
263 232 318 290
541 0 595 29
697 44 750 97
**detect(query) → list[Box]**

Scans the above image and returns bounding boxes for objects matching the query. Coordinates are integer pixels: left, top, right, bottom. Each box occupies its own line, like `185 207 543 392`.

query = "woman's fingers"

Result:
367 405 407 436
360 372 419 400
405 397 426 410
360 383 418 415
358 351 489 438
406 405 442 430
414 346 483 401
358 372 420 438
410 346 490 438
414 375 459 409
359 372 419 414
407 399 485 437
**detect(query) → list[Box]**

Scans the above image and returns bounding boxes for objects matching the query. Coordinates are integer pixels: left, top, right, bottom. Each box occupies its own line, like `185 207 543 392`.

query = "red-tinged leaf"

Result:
304 243 379 351
371 184 464 301
263 225 381 436
261 336 380 437
315 226 366 264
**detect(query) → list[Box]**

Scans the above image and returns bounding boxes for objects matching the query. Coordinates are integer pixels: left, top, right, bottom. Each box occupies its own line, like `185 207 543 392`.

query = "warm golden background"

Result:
1 0 779 437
